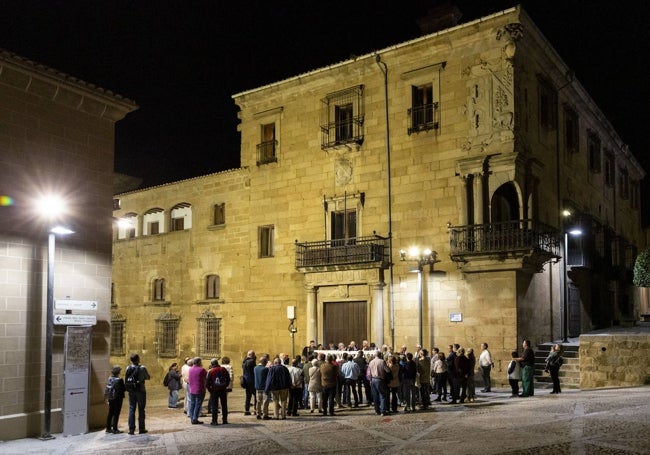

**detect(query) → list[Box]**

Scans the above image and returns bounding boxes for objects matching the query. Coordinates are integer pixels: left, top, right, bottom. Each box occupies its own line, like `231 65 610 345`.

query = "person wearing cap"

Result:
105 365 125 434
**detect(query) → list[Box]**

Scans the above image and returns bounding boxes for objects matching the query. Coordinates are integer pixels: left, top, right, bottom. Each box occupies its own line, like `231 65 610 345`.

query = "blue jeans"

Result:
168 389 179 408
371 378 386 414
189 392 205 422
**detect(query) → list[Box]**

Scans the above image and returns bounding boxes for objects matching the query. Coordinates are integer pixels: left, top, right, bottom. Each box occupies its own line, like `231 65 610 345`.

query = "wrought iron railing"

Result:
407 102 438 134
256 139 277 165
449 219 560 259
295 235 390 269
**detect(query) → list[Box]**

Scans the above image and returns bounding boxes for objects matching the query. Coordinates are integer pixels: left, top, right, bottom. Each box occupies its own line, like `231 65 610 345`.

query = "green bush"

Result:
633 248 650 287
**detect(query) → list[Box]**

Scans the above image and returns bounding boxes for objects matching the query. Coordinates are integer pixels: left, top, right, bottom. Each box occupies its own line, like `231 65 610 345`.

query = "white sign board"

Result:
63 326 91 436
54 314 97 326
55 300 98 311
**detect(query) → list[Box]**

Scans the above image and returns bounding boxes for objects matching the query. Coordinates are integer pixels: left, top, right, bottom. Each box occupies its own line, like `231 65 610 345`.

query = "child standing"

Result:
507 351 521 398
105 365 126 433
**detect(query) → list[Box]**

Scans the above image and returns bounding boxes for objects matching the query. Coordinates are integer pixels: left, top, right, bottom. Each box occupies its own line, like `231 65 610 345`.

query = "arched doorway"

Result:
491 182 519 223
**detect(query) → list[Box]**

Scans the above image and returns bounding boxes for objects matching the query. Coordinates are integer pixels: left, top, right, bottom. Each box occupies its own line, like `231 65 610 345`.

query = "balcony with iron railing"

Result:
407 102 438 135
295 234 390 272
449 219 560 272
256 139 277 165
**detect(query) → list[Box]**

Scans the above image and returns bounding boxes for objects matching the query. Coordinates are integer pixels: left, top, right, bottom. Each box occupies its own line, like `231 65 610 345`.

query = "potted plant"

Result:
633 248 650 321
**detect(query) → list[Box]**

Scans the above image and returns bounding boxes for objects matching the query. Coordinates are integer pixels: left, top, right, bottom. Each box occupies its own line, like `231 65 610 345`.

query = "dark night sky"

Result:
1 1 648 222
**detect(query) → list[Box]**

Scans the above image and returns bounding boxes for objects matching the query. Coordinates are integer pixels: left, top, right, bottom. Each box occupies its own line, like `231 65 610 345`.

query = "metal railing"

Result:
449 219 560 259
296 235 390 269
407 102 438 134
256 139 277 165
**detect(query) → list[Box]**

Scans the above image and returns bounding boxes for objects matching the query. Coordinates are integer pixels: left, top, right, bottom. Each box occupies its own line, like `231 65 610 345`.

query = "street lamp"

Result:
561 210 582 343
400 247 439 346
37 195 74 440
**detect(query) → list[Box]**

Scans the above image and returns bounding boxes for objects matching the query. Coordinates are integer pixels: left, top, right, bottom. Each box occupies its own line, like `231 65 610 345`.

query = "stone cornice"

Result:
0 48 138 121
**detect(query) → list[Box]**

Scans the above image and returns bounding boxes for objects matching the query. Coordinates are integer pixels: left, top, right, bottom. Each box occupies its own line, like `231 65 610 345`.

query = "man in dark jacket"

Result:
242 350 257 415
206 358 231 425
265 358 292 419
319 354 338 416
454 347 473 404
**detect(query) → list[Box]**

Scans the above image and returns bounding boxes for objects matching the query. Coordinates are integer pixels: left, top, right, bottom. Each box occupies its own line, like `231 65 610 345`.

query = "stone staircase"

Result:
534 342 580 389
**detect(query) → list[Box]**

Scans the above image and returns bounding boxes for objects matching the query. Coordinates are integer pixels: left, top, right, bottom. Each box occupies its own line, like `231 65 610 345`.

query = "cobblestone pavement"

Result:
2 386 649 454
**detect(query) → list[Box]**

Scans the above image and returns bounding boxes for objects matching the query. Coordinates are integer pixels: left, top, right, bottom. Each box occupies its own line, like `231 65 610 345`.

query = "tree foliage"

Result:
633 248 650 287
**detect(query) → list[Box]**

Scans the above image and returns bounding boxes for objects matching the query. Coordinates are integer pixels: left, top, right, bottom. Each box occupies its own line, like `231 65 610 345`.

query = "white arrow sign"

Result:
54 314 97 326
55 300 98 311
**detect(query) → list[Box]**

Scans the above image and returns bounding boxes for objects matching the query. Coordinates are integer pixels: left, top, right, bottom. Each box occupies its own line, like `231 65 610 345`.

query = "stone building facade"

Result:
0 50 136 439
111 7 645 385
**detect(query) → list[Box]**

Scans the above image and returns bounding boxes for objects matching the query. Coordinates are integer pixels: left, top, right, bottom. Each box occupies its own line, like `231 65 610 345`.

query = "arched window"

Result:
153 278 166 301
206 274 220 300
170 202 192 231
143 208 164 235
117 212 138 239
491 183 519 223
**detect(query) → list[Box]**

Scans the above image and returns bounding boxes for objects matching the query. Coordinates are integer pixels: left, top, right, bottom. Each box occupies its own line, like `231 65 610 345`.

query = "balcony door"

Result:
331 209 356 246
491 182 519 223
323 300 367 347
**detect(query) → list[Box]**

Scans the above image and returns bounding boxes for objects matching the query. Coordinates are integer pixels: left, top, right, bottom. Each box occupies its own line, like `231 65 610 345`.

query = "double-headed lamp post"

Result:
400 247 439 346
37 196 74 440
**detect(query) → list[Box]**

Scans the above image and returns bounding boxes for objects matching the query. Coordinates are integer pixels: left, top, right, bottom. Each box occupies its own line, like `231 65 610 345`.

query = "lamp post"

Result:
561 210 582 343
400 247 439 346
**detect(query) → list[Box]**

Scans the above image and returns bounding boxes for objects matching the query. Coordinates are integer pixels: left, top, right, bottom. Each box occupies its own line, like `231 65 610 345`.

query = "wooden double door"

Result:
323 300 367 347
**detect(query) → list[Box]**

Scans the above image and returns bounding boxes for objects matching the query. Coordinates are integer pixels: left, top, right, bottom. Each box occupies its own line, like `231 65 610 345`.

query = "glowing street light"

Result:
400 247 439 346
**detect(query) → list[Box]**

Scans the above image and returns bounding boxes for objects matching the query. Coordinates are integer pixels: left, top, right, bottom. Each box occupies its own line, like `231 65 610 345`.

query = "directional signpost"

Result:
54 314 97 326
55 300 98 311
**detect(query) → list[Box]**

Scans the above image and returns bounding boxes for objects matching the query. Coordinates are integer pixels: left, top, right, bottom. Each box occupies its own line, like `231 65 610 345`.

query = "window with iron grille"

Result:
206 274 220 299
259 225 274 258
153 278 166 301
257 123 277 165
564 107 579 153
110 315 126 356
156 313 179 358
320 85 364 149
408 83 438 134
213 203 226 226
588 132 601 173
197 310 221 357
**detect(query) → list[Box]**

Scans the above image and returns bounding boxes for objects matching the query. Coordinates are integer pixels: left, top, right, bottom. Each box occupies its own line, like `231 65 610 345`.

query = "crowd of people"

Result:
102 339 564 434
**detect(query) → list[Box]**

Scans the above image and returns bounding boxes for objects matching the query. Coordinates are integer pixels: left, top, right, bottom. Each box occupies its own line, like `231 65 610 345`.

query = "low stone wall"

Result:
579 332 650 389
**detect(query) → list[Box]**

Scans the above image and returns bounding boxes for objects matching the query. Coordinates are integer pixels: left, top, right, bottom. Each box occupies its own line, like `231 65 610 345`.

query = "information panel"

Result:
63 326 92 436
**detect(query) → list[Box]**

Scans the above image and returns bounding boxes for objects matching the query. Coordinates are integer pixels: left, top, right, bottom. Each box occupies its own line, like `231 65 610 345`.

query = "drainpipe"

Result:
375 54 395 348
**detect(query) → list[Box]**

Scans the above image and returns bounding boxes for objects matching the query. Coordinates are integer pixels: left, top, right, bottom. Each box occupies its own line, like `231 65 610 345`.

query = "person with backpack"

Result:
105 365 125 434
164 362 182 408
125 353 151 435
206 358 231 425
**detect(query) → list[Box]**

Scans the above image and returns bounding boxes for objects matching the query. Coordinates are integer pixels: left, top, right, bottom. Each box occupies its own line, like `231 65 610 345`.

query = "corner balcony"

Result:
295 235 390 272
449 219 560 273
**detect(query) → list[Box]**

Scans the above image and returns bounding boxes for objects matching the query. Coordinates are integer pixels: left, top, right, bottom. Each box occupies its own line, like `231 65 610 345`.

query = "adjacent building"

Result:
0 50 137 438
111 7 645 384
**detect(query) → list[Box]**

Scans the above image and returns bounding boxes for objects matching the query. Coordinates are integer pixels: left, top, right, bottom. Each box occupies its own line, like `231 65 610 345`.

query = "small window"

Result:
588 132 601 173
604 152 615 187
259 225 274 258
110 316 126 356
197 310 221 357
153 278 166 301
213 203 226 226
538 77 557 130
408 83 437 134
257 123 277 165
156 313 180 358
564 107 579 153
206 274 220 299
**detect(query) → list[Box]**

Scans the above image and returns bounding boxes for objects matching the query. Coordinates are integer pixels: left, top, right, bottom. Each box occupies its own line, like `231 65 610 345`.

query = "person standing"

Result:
319 354 338 416
181 357 192 415
432 351 448 402
188 357 207 424
454 347 472 404
125 353 150 435
386 355 401 413
105 365 125 434
446 344 459 403
206 358 230 425
401 353 418 412
545 344 564 394
287 358 304 416
308 358 322 413
353 350 370 405
515 340 535 397
368 351 389 416
507 351 522 397
479 342 494 392
416 349 432 410
242 350 257 415
341 354 360 407
165 362 182 409
265 357 292 420
254 356 270 419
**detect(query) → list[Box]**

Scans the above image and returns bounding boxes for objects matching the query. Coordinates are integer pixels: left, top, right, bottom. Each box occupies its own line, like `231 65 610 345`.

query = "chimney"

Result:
416 2 462 35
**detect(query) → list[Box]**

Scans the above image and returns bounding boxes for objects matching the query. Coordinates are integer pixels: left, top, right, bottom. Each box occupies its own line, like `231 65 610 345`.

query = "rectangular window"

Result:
564 107 579 153
331 210 357 246
153 278 165 301
408 84 437 134
213 203 226 225
257 123 277 165
206 274 220 299
538 77 557 130
605 152 615 187
320 85 364 149
110 320 126 356
148 221 160 235
198 316 221 357
619 167 629 199
171 217 184 231
259 225 274 258
156 316 179 358
631 180 640 209
588 133 601 173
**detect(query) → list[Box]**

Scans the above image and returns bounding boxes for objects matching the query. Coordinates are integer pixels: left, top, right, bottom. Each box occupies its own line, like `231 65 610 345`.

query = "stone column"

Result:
474 172 484 224
460 176 469 225
306 286 318 344
371 283 385 346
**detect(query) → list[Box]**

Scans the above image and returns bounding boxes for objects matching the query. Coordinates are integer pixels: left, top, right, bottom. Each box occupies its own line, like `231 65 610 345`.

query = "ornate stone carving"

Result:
496 23 524 61
335 158 353 185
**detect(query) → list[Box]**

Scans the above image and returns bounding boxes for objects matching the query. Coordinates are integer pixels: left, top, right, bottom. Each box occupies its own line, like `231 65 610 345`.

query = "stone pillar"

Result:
474 172 484 224
371 283 385 346
306 286 318 344
460 176 469 225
